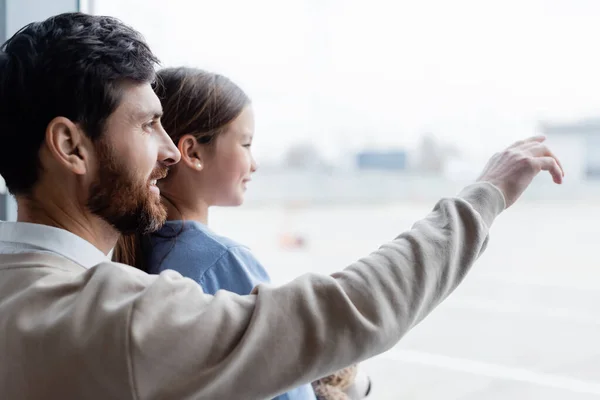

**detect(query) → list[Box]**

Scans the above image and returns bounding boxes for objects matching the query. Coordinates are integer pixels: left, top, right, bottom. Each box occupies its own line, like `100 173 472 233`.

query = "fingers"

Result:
534 156 563 184
524 143 565 178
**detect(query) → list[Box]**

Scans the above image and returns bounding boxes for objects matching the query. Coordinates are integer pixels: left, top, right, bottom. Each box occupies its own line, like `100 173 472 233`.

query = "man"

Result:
0 12 563 400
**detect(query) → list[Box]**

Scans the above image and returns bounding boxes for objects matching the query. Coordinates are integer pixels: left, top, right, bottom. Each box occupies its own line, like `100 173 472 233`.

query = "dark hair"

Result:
114 67 251 270
113 232 146 270
0 12 159 195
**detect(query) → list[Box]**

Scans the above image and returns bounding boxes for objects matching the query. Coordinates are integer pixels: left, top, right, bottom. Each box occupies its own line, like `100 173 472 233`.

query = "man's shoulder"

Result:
0 252 190 307
0 251 85 272
0 251 161 284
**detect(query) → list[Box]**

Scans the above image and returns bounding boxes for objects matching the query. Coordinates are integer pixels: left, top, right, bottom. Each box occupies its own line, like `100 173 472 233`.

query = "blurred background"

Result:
2 1 600 398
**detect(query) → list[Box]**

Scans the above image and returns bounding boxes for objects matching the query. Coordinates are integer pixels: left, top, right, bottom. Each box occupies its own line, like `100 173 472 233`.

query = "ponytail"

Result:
113 232 147 271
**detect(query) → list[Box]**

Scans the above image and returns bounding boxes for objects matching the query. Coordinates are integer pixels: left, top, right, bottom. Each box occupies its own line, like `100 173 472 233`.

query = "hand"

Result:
477 136 564 208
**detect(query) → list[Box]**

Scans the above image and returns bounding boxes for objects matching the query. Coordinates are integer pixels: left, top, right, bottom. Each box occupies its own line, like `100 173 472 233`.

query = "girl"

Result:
115 67 370 400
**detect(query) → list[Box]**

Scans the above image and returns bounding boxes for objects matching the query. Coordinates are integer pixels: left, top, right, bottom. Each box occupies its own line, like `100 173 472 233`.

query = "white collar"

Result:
0 221 109 269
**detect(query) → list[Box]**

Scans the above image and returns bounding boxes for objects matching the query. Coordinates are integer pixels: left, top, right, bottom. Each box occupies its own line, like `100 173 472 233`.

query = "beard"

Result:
87 140 167 235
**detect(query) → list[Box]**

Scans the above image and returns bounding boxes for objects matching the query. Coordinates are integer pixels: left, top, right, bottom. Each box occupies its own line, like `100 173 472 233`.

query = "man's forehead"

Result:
116 82 162 118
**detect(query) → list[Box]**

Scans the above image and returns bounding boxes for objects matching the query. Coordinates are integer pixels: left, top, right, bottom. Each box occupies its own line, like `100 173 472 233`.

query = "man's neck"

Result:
16 194 118 255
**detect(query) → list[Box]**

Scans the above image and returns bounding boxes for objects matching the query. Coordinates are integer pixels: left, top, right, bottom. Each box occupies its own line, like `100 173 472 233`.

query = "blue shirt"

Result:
146 220 317 400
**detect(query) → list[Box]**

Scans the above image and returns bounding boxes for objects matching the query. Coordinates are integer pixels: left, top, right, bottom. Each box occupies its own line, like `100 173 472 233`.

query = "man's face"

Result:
87 82 180 234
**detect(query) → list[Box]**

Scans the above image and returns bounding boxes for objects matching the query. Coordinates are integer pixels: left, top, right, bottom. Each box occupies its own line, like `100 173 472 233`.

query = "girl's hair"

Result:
156 67 250 148
113 67 250 270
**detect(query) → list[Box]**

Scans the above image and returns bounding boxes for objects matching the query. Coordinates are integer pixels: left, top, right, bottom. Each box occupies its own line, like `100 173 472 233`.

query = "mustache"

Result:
149 165 169 181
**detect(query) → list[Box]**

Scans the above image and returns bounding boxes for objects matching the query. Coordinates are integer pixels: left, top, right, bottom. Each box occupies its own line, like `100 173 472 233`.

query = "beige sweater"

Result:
0 183 504 399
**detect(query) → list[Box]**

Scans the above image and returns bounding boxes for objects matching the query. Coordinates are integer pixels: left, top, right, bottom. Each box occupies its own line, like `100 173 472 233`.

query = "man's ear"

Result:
43 117 91 175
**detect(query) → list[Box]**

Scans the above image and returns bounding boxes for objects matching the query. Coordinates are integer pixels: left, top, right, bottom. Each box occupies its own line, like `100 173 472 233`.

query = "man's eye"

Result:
143 121 156 131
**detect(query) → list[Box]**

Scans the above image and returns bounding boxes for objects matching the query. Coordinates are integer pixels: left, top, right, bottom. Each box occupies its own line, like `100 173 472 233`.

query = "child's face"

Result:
203 105 257 207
